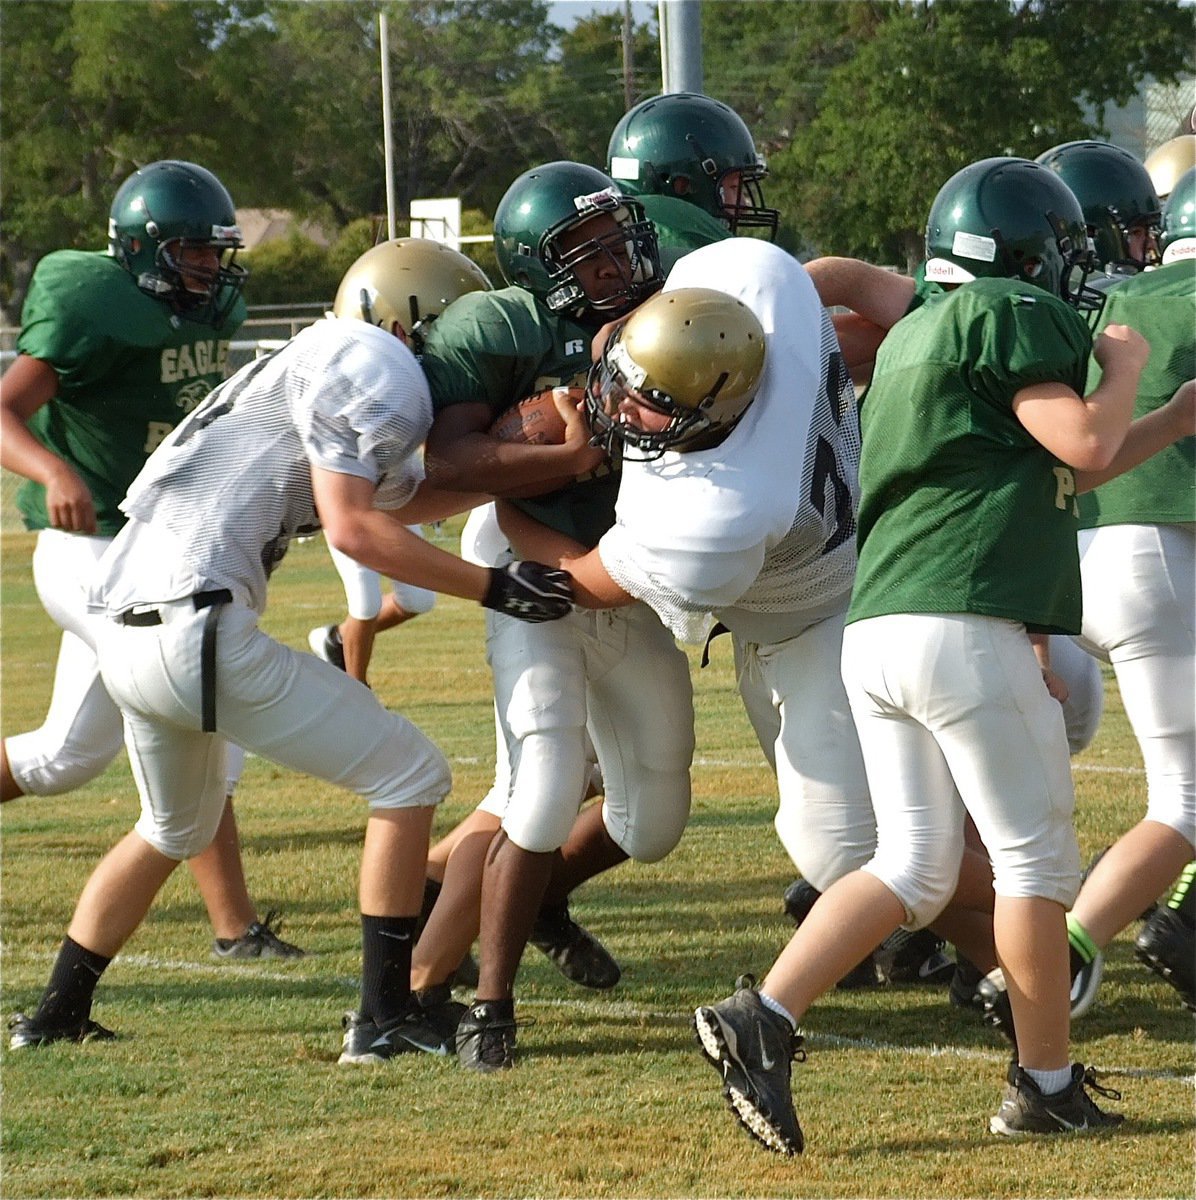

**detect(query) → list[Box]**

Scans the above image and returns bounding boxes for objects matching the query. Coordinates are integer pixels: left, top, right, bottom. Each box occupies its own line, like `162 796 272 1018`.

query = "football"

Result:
488 386 583 445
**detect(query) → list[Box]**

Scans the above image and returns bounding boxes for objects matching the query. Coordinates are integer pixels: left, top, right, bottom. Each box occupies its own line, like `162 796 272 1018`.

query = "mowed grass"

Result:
1 525 1192 1199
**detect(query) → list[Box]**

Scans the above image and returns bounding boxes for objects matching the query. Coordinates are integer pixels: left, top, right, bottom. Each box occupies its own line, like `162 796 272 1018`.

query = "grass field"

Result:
1 524 1192 1198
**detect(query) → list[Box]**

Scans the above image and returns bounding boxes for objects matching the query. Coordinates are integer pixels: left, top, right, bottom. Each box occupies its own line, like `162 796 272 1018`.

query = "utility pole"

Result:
658 0 702 95
622 0 635 111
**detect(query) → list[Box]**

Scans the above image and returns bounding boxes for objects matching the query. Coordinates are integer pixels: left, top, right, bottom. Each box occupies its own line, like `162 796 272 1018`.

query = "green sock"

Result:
1066 913 1099 964
1164 862 1195 919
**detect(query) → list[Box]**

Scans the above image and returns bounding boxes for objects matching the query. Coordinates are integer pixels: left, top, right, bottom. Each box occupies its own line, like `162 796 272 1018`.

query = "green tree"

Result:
767 0 1195 267
0 0 292 321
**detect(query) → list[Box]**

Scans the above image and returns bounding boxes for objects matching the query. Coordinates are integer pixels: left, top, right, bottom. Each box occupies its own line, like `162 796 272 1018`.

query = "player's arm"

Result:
312 466 572 622
495 500 633 610
1012 324 1150 471
1028 632 1069 703
388 479 490 524
805 257 915 331
0 353 97 533
1073 378 1195 493
423 399 604 496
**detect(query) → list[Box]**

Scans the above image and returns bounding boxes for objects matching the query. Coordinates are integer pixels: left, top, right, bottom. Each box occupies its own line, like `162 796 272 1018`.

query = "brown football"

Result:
487 387 581 445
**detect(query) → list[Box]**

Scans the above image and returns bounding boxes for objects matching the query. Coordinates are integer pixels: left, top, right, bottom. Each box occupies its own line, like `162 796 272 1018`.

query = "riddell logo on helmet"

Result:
573 188 621 213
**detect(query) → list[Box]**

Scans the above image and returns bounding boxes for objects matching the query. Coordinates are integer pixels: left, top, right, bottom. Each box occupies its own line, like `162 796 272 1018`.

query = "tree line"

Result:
2 0 1191 320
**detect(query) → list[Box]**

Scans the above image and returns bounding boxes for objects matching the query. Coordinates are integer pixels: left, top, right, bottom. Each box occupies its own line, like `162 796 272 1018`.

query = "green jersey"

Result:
639 194 731 274
848 278 1092 635
16 250 246 535
419 286 618 547
1078 260 1196 529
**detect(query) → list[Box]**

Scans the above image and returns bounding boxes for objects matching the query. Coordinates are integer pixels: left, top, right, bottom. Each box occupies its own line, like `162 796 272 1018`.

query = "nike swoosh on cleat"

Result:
758 1026 776 1071
1049 1112 1087 1132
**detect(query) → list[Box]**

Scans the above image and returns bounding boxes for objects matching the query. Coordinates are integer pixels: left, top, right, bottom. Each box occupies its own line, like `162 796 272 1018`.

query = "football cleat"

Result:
212 911 304 959
530 900 621 990
8 1011 118 1049
990 1063 1124 1136
1135 906 1196 1011
338 1005 455 1064
873 927 955 986
456 1002 518 1073
693 975 805 1156
307 624 346 672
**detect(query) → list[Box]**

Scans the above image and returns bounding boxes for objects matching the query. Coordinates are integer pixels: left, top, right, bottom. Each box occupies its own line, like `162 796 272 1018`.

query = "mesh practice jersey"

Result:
848 278 1092 635
16 250 246 535
89 319 430 616
1078 259 1196 529
599 239 860 643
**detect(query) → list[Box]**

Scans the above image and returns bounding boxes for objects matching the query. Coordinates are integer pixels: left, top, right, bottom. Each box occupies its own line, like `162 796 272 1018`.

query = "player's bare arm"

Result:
0 354 97 533
423 399 604 496
494 499 632 610
805 256 916 330
389 480 490 525
312 466 493 603
1075 376 1196 493
1012 324 1150 471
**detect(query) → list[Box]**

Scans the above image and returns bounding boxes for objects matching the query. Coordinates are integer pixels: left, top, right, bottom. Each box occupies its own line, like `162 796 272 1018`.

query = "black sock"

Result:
473 997 515 1021
34 936 111 1028
415 878 442 940
360 914 416 1026
1068 944 1087 980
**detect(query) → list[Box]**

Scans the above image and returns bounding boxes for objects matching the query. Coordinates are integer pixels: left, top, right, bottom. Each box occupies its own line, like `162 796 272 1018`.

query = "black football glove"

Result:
482 561 574 623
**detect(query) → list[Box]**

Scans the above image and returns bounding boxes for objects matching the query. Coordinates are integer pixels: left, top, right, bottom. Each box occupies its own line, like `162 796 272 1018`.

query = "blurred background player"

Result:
0 159 301 960
606 90 778 270
305 238 493 685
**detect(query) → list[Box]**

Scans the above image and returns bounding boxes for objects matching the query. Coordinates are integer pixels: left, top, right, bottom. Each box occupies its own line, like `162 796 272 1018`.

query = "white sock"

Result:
1023 1064 1073 1096
758 990 797 1030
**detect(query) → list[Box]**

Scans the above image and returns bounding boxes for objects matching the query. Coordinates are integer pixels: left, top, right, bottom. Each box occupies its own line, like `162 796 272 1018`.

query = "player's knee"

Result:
365 750 451 811
7 736 122 796
867 848 960 930
607 771 691 863
136 805 225 862
774 809 875 893
502 803 578 853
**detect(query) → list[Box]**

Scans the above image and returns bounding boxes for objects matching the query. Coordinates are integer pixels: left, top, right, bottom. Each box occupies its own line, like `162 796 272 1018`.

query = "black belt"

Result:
117 590 232 732
700 621 730 668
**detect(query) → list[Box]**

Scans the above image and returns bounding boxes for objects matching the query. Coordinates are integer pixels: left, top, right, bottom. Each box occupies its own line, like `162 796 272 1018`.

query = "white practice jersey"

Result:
90 319 430 616
599 239 860 643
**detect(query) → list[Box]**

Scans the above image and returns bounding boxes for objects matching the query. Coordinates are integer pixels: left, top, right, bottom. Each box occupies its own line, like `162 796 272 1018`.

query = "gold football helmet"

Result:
1144 134 1196 200
333 237 492 351
587 287 766 458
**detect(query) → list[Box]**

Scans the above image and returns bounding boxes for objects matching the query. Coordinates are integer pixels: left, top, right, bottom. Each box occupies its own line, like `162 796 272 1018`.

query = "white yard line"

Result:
7 949 1190 1085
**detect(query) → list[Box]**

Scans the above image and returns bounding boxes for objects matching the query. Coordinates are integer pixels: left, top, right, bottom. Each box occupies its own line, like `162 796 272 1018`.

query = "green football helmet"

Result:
585 287 766 459
1035 140 1161 272
1160 166 1196 264
924 156 1103 317
493 161 660 317
333 237 492 353
108 160 246 328
607 92 779 239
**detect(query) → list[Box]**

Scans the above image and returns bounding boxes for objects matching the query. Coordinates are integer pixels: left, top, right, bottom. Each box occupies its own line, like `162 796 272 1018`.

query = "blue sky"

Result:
548 1 657 28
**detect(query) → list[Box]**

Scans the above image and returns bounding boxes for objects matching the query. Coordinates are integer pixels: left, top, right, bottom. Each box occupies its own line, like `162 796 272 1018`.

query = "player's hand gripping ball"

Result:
487 386 583 445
